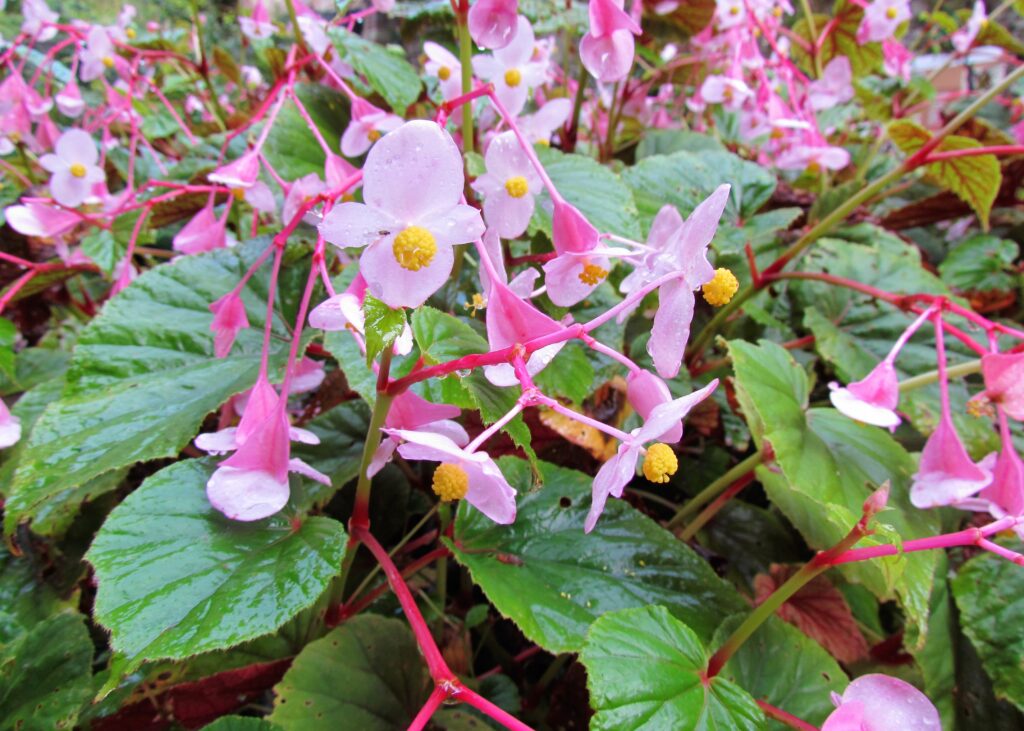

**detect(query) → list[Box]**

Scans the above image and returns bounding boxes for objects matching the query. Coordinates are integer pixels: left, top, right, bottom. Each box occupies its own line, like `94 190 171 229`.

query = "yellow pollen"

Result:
438 66 452 81
367 128 382 142
723 86 734 101
504 68 522 87
702 268 739 306
102 56 115 69
772 6 783 16
885 6 897 19
433 463 469 501
728 5 740 14
126 27 136 39
504 176 529 198
579 262 609 286
232 187 246 200
392 226 438 271
752 26 761 36
465 292 487 317
69 162 88 178
770 127 785 139
643 443 678 484
806 161 821 175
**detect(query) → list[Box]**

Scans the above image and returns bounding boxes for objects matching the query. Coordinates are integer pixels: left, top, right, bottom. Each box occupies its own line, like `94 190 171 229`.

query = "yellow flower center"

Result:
702 267 739 306
772 6 783 16
643 443 678 484
126 27 136 39
465 292 487 317
806 161 821 175
392 226 437 271
885 6 897 19
728 5 740 15
233 187 246 200
432 463 469 501
504 68 522 87
69 162 88 178
504 176 529 198
367 128 382 142
102 56 115 69
438 66 452 81
578 262 609 286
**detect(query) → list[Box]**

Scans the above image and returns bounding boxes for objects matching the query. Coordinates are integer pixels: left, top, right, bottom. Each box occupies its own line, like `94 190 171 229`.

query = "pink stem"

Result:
144 76 199 145
465 401 526 453
829 516 1019 565
112 206 151 294
485 88 561 202
534 393 633 442
885 305 937 363
456 687 537 731
0 270 37 315
288 87 334 156
407 687 446 731
932 310 952 418
924 145 1024 163
757 700 819 731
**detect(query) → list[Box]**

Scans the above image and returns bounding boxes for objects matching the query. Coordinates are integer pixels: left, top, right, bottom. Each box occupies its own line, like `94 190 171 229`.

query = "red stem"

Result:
330 546 451 624
757 700 819 731
924 145 1024 163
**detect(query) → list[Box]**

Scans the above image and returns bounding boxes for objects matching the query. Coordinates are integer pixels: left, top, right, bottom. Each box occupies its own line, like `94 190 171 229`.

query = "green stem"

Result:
603 81 621 161
458 20 475 155
899 358 981 392
798 0 823 78
190 0 228 128
667 451 765 530
566 63 588 152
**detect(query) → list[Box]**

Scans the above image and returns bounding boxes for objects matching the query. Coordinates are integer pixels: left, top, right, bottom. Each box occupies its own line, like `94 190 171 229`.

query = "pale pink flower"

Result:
829 360 900 430
580 0 641 82
325 152 358 189
340 99 403 158
519 98 572 144
173 199 228 255
626 369 682 443
209 290 250 358
910 414 993 508
80 27 118 82
0 400 21 449
882 39 912 80
700 75 753 111
469 0 519 49
373 0 396 11
482 272 565 387
472 131 542 239
424 41 463 101
282 172 325 226
5 200 80 237
542 200 610 307
21 0 58 41
965 426 1024 538
808 57 854 110
369 392 469 476
586 381 718 532
208 149 262 189
952 0 986 53
976 352 1024 421
472 16 547 117
318 121 485 309
389 429 518 524
308 271 414 355
822 675 940 731
290 357 326 394
56 80 85 118
858 0 910 43
776 141 850 171
715 0 746 29
240 0 275 40
40 129 106 208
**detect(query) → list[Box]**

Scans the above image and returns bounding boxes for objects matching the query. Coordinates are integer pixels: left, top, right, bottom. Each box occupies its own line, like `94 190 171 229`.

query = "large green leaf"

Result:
939 234 1020 293
728 339 939 640
87 459 347 676
581 606 765 730
328 28 423 116
0 546 70 644
263 83 347 179
411 306 487 364
951 540 1024 713
0 612 94 731
6 239 293 537
448 458 744 653
269 616 429 730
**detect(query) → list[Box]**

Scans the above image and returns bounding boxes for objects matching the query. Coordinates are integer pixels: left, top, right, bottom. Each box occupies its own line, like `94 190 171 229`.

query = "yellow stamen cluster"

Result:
367 128 382 142
465 292 487 317
102 56 115 69
728 5 740 15
233 187 246 201
438 66 452 81
643 443 678 484
126 27 136 39
772 6 783 16
578 262 609 286
967 396 994 418
433 463 470 501
885 6 898 19
69 163 88 178
504 68 522 87
702 268 739 306
393 226 438 271
504 176 529 198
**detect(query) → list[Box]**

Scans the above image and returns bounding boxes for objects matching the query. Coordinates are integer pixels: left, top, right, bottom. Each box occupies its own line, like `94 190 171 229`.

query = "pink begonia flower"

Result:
369 391 468 477
308 271 415 355
80 27 118 83
21 0 59 41
857 0 910 43
715 0 746 29
209 149 262 189
910 414 993 508
776 141 850 172
389 429 517 524
297 16 355 79
483 273 565 387
626 369 682 443
340 99 404 158
282 173 325 226
469 0 519 49
882 39 912 80
240 0 275 40
808 57 854 110
952 0 986 53
5 200 80 238
542 200 611 307
373 0 396 11
586 380 718 532
829 359 900 430
700 75 753 111
822 675 940 731
245 181 277 214
976 351 1024 421
0 400 21 450
472 16 548 117
56 80 85 118
325 152 358 189
472 131 542 239
424 41 463 101
39 129 106 208
580 0 641 83
519 98 572 144
318 121 485 309
290 357 326 394
173 199 228 255
241 65 265 90
209 290 251 358
477 226 539 297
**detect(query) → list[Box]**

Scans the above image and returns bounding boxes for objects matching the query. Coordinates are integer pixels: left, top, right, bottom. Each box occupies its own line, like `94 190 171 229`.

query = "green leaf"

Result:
727 340 939 641
714 615 847 730
581 606 765 731
889 119 1001 229
269 616 429 730
411 306 488 364
86 459 347 677
264 83 346 178
0 546 70 643
204 718 284 731
363 294 406 367
635 130 725 159
449 458 744 653
533 342 594 405
79 229 125 276
791 0 883 76
0 612 94 731
952 539 1024 713
6 238 294 536
531 145 641 240
939 234 1020 293
0 318 14 381
291 400 371 509
906 554 956 727
324 329 378 406
328 28 423 116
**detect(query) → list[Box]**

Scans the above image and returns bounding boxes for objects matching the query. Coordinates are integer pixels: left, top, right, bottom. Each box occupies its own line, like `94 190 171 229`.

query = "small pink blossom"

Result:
39 129 106 208
5 200 80 238
586 380 718 532
700 75 753 111
21 0 59 41
858 0 910 43
56 80 85 118
542 200 610 307
369 391 469 477
389 428 517 524
910 414 993 508
80 27 118 82
882 40 912 80
472 131 542 239
240 0 275 40
776 141 850 172
319 121 484 309
808 57 854 110
822 675 940 731
423 41 463 101
483 272 565 387
209 290 250 358
209 149 262 189
952 0 986 53
282 173 325 226
173 199 228 255
626 369 683 443
829 359 901 430
472 16 547 117
468 0 519 50
580 0 641 82
977 352 1024 421
0 400 21 449
519 98 572 144
340 99 403 158
715 0 746 29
